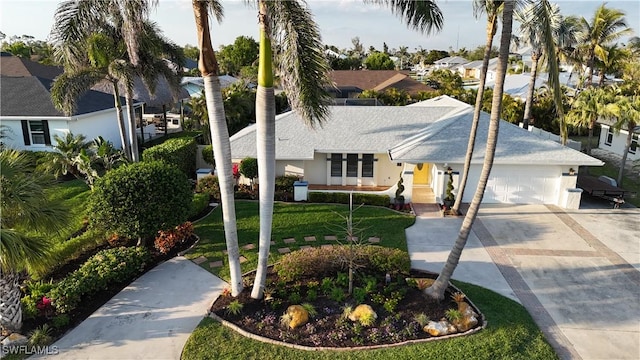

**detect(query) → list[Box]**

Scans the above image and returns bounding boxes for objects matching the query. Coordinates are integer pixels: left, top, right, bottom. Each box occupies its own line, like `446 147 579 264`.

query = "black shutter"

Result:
42 120 51 145
21 120 31 145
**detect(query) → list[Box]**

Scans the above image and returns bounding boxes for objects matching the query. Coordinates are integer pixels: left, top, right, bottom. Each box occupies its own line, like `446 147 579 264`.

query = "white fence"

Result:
519 124 582 151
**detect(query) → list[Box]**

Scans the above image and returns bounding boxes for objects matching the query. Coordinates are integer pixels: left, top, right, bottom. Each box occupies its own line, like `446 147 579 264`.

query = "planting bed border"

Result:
206 270 487 352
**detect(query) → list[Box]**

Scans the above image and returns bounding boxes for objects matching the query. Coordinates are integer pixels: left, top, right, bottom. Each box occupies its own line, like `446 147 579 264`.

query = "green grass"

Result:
182 281 557 360
186 201 415 280
585 163 640 207
45 179 91 242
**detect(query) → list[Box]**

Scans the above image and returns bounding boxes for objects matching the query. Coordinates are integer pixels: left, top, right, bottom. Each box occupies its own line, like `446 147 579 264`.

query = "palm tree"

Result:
566 87 612 154
597 44 629 87
452 0 504 214
515 1 561 130
578 4 632 87
191 0 244 296
606 95 640 186
249 0 444 300
425 0 515 301
0 149 67 331
42 132 91 179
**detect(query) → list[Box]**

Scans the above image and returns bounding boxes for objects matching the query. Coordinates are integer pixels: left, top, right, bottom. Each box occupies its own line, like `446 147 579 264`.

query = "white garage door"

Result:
483 166 560 204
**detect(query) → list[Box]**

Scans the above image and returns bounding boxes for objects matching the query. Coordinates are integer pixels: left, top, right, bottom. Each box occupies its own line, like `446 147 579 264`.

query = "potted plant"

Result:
443 167 455 208
395 174 405 210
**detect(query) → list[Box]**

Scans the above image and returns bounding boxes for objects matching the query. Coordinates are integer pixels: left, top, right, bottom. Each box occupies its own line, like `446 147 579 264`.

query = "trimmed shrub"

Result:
274 245 409 282
49 246 151 314
195 175 220 200
275 175 300 192
239 157 258 183
142 137 197 177
201 145 215 167
189 193 210 219
89 161 192 242
308 192 390 207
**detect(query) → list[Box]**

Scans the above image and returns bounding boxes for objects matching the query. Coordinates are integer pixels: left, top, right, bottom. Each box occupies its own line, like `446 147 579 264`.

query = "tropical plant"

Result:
577 4 632 87
605 95 640 186
0 149 67 331
191 0 244 296
42 132 91 179
425 0 515 301
596 44 630 86
566 87 613 155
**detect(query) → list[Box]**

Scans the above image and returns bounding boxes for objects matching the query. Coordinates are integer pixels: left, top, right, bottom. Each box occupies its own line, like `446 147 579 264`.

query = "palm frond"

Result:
268 0 332 127
367 0 443 35
51 68 107 115
204 0 225 23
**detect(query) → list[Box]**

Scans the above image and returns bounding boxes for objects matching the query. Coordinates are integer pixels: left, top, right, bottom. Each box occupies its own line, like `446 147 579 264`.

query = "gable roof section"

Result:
0 53 63 79
434 56 468 65
329 70 433 95
1 76 117 117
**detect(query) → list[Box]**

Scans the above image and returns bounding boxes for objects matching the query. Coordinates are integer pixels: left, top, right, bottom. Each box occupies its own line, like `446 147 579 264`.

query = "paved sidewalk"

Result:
406 204 640 360
39 257 227 359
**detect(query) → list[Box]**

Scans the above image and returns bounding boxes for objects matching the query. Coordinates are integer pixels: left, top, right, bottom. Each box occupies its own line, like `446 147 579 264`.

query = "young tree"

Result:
364 52 395 70
425 0 515 301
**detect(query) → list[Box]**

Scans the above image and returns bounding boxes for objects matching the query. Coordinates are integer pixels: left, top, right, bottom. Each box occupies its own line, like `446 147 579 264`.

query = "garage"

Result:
467 165 561 204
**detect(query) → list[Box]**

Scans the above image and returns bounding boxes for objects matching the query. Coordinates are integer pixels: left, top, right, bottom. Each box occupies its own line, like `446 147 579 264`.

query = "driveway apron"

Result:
37 256 227 359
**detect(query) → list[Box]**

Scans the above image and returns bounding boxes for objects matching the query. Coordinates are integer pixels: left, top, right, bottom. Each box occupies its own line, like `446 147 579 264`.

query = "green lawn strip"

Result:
182 281 557 360
188 201 415 280
586 163 640 207
44 179 91 242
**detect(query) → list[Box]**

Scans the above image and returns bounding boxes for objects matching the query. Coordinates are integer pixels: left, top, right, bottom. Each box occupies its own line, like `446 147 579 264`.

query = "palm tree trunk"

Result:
587 123 594 155
251 1 276 300
125 89 140 162
192 0 244 296
586 50 595 87
111 80 131 161
522 53 539 129
617 127 633 186
425 0 514 301
453 13 497 214
0 271 23 332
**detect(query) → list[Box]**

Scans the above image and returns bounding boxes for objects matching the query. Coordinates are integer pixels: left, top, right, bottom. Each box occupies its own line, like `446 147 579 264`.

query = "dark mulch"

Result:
211 268 480 348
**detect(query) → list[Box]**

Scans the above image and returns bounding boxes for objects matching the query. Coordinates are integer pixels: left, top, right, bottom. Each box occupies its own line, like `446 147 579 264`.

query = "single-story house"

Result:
0 54 134 151
598 118 640 162
456 58 499 81
181 75 242 97
229 95 603 208
328 70 434 99
433 56 468 70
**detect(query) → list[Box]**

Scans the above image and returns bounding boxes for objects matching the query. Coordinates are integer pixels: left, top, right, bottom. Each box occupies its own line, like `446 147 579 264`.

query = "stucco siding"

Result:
599 125 640 162
68 111 128 149
376 154 401 187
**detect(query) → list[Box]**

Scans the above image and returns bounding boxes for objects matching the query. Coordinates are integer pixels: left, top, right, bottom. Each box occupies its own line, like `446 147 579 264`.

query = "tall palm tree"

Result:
597 43 629 87
425 0 514 301
578 4 632 87
0 149 67 331
452 0 504 214
249 0 444 300
191 0 244 296
566 86 612 154
606 95 640 186
51 32 132 160
515 1 561 130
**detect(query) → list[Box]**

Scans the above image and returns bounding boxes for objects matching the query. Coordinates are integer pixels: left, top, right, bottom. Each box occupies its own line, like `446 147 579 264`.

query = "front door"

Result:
413 163 431 185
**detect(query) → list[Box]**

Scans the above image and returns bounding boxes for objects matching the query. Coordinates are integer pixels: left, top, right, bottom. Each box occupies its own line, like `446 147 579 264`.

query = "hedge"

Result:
189 193 210 220
142 137 197 177
308 192 390 207
89 161 193 241
49 247 151 314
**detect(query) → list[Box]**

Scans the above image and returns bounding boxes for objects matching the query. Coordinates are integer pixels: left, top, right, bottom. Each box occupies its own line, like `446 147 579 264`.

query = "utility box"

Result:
196 168 213 182
294 181 308 201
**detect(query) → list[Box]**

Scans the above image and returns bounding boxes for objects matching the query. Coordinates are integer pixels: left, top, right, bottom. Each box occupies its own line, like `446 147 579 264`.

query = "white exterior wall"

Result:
303 153 326 184
68 110 129 150
599 125 640 162
376 155 402 187
277 160 305 178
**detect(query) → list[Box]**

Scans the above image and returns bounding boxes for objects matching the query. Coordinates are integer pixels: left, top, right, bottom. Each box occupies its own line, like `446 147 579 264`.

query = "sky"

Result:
1 0 639 53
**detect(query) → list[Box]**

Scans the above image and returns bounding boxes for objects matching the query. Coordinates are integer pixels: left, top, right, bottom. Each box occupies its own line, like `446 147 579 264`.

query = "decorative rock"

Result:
348 304 377 323
456 305 479 332
285 305 309 329
424 320 457 336
1 333 28 347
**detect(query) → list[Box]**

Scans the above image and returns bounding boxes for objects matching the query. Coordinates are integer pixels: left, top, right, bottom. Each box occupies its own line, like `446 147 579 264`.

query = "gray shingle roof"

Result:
1 76 117 117
230 95 603 166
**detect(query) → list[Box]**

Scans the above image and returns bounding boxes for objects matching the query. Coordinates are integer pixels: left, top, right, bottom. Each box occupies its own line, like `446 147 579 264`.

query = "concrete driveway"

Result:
38 257 227 360
407 203 640 360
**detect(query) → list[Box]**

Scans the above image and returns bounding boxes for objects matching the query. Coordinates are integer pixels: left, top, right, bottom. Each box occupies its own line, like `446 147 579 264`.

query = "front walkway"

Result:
406 204 640 360
38 257 226 359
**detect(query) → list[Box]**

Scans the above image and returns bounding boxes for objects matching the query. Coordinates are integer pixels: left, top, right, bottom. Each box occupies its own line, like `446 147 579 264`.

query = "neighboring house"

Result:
456 57 499 81
181 75 242 97
230 95 602 208
0 53 133 151
598 118 640 162
328 70 434 99
433 56 468 70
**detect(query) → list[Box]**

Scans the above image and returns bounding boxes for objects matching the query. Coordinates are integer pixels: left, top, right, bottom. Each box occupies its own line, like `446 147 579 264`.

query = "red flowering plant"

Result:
36 296 54 318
